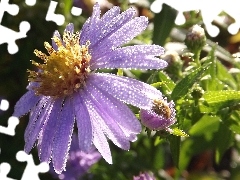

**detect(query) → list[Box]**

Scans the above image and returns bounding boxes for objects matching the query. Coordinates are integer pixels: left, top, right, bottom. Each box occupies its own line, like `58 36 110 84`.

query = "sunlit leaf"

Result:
200 90 240 113
189 115 220 136
171 63 211 101
216 61 237 89
171 127 189 137
150 71 175 95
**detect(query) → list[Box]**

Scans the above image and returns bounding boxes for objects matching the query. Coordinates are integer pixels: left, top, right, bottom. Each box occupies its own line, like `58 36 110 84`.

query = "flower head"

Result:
140 98 176 131
13 3 167 174
28 32 91 97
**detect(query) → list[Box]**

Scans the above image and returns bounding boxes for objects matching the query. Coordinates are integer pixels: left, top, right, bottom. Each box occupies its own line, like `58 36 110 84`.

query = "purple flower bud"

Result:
140 98 176 131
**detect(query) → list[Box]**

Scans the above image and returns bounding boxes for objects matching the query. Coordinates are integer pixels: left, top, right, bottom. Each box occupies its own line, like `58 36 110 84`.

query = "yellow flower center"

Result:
152 99 171 119
28 30 91 98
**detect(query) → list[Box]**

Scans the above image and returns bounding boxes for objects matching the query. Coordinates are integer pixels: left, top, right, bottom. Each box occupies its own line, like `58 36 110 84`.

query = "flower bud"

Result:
184 25 206 52
161 50 183 80
140 98 176 131
191 85 204 99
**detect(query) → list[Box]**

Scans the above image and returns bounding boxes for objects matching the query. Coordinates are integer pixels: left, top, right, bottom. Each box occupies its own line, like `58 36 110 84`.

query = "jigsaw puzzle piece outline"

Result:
0 99 9 111
0 148 17 180
16 151 49 180
25 0 36 6
0 116 19 136
0 0 19 22
150 0 225 37
46 0 65 26
0 21 30 54
0 162 17 180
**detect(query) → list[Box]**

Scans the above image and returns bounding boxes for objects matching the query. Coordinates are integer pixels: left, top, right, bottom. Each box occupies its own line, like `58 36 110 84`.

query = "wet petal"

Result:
108 16 148 47
80 3 101 45
37 98 64 163
88 82 141 136
91 16 148 60
88 73 163 109
73 91 93 152
13 90 41 117
92 45 167 70
83 89 130 150
52 30 61 50
89 7 136 58
24 96 53 153
52 97 75 174
64 23 74 33
92 119 112 164
101 6 120 23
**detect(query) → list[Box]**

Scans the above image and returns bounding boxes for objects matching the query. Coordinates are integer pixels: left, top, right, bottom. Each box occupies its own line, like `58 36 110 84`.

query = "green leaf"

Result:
200 90 240 113
206 39 234 64
171 127 189 137
171 63 211 101
216 61 237 89
189 115 220 136
150 71 175 95
213 123 233 164
205 78 225 91
152 4 177 46
203 56 236 91
158 71 176 91
229 112 240 134
178 139 193 172
168 135 180 168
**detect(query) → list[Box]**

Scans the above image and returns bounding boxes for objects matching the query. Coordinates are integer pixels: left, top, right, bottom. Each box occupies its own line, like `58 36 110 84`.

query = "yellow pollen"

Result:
152 99 171 119
28 30 91 98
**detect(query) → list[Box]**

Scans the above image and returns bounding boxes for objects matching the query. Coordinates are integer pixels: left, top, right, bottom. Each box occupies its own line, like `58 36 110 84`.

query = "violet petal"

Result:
72 91 93 152
52 97 75 174
13 90 41 117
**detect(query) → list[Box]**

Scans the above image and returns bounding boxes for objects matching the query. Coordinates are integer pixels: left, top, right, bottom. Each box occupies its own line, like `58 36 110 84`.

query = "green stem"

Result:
194 49 201 67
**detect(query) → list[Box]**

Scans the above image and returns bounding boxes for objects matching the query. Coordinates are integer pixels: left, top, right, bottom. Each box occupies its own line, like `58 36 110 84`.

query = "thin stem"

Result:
194 49 201 67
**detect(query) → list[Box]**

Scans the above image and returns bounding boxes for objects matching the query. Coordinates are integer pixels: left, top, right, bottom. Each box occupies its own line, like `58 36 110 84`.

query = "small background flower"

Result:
49 134 101 180
133 171 156 180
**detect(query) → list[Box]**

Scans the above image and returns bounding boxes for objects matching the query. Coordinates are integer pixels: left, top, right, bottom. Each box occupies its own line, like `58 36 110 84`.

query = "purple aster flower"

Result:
133 172 156 180
50 134 101 179
13 3 167 174
140 97 176 131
